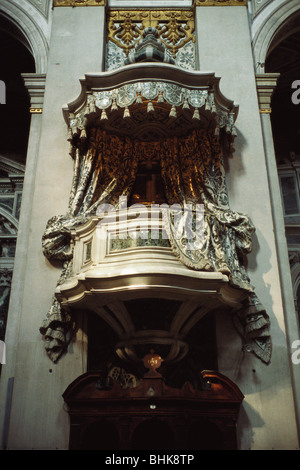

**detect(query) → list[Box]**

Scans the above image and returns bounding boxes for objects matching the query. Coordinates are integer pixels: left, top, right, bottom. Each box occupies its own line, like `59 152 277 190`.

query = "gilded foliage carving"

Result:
54 0 105 6
53 0 247 6
107 10 195 59
194 0 247 5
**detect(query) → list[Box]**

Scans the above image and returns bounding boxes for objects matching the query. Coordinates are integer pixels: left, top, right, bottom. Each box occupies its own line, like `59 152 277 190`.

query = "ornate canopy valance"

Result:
63 63 238 143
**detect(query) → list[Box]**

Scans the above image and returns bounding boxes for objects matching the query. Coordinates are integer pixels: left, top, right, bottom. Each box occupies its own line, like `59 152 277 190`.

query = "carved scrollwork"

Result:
106 9 195 70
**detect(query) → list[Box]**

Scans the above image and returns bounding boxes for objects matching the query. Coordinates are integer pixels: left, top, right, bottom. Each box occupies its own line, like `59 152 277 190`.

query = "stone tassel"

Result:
169 105 177 118
157 92 164 103
111 99 118 112
123 107 130 119
136 92 143 104
101 109 108 120
147 101 154 113
183 98 190 110
192 108 200 120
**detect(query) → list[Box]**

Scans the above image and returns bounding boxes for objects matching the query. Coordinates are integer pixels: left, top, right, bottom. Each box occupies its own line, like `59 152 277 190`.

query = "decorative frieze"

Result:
66 77 238 142
53 0 106 6
194 0 247 5
107 9 194 58
53 0 247 6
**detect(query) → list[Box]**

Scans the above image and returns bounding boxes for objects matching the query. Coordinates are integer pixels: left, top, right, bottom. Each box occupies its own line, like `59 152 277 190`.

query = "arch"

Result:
288 260 300 332
0 209 19 234
0 2 48 73
289 259 300 312
252 0 300 72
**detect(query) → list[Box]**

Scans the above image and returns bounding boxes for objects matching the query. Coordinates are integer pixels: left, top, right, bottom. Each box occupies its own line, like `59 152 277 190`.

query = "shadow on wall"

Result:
228 126 294 398
225 215 294 395
237 400 265 450
223 128 247 201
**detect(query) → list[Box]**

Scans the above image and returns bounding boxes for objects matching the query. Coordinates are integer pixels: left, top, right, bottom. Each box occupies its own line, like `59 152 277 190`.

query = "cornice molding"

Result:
256 73 280 114
53 0 246 6
0 156 25 176
22 73 46 113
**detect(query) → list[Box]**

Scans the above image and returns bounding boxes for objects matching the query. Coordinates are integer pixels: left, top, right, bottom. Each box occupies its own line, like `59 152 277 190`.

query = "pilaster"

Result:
0 73 46 450
256 72 300 444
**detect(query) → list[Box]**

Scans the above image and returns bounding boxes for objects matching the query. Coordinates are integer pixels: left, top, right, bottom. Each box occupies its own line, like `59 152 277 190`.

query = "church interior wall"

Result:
0 6 106 450
196 5 299 449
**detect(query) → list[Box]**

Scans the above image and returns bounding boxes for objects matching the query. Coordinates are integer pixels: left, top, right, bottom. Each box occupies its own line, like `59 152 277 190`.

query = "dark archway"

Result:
0 15 35 165
265 28 300 281
265 29 300 164
0 16 35 371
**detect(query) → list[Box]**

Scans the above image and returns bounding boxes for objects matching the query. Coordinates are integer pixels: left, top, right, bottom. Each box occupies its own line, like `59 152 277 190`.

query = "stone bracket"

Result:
256 73 280 114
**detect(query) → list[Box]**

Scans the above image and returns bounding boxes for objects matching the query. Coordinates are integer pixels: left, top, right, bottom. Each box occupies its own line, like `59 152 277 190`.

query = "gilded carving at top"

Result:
194 0 247 5
53 0 106 6
107 10 195 59
53 0 247 7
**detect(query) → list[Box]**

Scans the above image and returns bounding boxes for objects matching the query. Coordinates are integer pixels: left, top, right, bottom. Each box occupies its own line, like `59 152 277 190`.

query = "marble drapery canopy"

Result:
40 129 140 361
40 127 271 364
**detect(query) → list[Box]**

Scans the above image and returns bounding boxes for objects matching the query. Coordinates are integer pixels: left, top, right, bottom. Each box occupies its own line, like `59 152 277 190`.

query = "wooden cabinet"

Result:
63 367 243 450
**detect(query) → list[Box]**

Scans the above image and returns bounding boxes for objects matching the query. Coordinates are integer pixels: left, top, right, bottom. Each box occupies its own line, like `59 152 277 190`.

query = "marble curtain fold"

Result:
40 129 139 362
160 130 271 363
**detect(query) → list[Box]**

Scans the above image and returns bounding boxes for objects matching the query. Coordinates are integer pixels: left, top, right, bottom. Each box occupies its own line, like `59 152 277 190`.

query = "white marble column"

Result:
257 72 300 441
0 73 46 449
